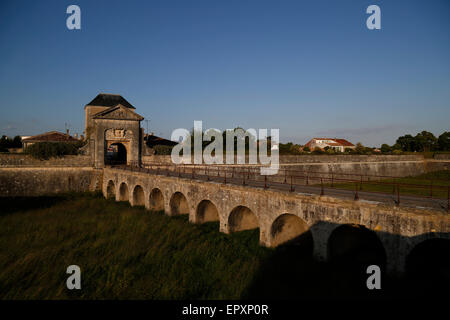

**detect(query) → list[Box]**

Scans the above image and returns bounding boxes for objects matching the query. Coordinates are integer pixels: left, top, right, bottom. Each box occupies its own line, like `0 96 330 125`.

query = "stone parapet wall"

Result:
278 154 424 163
0 167 98 196
434 154 450 160
142 154 424 165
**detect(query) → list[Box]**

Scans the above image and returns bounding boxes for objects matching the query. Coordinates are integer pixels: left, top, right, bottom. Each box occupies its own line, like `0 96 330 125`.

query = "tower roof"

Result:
86 93 135 109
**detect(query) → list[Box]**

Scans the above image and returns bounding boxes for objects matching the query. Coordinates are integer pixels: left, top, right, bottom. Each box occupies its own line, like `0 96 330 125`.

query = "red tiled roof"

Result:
333 139 354 147
22 131 79 143
304 138 354 147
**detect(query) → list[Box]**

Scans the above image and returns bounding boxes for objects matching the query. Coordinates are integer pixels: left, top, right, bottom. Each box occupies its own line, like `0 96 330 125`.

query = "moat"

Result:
0 193 448 299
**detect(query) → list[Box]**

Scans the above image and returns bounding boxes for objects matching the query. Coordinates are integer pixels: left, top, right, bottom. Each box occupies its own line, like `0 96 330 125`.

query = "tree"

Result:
25 142 82 159
279 142 293 154
396 134 416 152
392 143 402 151
0 135 10 152
414 131 437 152
438 132 450 151
0 135 20 152
355 142 365 154
12 136 22 148
302 146 310 152
380 144 391 153
279 142 303 155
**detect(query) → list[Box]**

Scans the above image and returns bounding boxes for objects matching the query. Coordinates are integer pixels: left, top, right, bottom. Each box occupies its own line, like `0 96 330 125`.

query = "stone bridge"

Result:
103 167 450 275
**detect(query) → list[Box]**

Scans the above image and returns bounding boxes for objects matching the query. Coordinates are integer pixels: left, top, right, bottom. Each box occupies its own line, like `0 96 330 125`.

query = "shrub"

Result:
153 145 173 155
344 148 356 154
25 142 82 159
312 147 324 155
380 144 392 153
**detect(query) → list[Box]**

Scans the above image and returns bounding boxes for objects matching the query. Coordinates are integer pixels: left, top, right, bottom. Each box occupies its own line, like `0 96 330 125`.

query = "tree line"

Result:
1 135 86 159
381 131 449 153
0 135 22 152
152 129 450 156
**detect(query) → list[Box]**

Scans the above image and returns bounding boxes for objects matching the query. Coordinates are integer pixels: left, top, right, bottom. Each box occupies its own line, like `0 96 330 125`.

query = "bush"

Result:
380 144 391 153
153 145 173 155
344 148 357 154
25 142 82 159
312 147 324 155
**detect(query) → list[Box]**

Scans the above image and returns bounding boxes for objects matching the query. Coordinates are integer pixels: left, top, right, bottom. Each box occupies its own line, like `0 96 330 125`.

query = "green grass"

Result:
323 170 450 199
0 192 444 299
0 192 272 299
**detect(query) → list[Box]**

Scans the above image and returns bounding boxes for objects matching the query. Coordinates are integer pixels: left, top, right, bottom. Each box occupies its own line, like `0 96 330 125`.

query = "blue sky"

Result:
0 0 449 146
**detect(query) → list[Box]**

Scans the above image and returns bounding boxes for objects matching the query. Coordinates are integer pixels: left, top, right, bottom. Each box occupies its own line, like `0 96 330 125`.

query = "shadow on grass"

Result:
0 191 103 216
242 226 450 300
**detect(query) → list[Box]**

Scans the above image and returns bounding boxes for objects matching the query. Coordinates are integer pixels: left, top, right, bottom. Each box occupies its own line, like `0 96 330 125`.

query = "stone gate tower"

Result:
83 93 144 168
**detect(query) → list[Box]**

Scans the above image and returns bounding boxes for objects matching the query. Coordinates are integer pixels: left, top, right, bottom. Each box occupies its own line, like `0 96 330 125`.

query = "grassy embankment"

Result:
0 192 443 299
322 170 450 198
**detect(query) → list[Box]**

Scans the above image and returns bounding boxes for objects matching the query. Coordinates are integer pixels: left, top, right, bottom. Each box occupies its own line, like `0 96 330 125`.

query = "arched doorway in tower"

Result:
106 142 127 165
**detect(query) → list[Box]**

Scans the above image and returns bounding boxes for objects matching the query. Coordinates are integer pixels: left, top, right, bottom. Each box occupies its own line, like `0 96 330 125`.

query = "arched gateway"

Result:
83 93 144 168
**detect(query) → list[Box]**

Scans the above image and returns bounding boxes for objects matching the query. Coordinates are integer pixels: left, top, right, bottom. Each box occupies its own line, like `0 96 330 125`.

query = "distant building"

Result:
22 131 79 149
144 133 177 148
304 138 355 152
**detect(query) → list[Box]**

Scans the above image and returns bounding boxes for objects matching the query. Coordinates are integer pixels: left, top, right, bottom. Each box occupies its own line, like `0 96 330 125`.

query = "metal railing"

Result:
110 161 450 212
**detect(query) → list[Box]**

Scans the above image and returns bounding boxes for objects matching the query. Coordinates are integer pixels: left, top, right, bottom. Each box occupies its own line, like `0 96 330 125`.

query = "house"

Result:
304 138 355 152
22 131 79 149
144 133 177 148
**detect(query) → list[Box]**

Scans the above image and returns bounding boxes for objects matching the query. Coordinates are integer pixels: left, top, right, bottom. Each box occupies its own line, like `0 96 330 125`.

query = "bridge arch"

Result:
228 205 259 232
118 182 129 201
149 188 165 212
132 185 145 206
270 214 312 250
170 191 189 215
405 238 450 289
106 180 115 199
327 224 386 267
196 200 219 223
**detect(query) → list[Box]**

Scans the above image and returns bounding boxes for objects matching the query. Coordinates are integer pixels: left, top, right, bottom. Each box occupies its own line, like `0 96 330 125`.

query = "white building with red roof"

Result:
304 138 355 152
